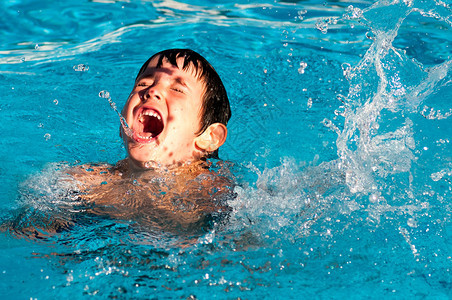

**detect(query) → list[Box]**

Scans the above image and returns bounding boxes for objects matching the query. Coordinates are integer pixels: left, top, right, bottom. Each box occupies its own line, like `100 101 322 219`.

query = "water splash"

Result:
332 0 452 195
98 90 133 139
420 105 452 120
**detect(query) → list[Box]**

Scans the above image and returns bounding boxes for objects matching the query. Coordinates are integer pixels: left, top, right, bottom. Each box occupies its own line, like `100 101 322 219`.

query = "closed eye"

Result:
171 87 184 94
136 77 154 88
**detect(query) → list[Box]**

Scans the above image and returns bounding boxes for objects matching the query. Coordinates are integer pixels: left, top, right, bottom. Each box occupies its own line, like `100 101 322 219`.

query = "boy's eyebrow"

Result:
137 73 154 81
174 77 190 90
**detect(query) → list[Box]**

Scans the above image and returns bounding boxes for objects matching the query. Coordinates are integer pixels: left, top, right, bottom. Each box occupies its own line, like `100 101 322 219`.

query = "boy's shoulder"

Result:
67 159 235 204
68 162 120 188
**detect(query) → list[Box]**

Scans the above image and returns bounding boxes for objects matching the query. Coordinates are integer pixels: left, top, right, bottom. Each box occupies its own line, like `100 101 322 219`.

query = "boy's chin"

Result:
125 143 204 170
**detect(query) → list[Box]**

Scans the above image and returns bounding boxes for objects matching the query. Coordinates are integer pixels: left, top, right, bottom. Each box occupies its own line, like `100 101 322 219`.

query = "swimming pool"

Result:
1 0 451 298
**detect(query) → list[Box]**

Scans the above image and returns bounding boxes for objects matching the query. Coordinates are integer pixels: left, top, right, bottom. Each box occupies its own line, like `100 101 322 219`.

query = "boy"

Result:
77 48 233 227
7 49 234 240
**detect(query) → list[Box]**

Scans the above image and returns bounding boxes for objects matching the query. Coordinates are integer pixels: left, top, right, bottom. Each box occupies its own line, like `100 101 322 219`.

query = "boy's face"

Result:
121 55 206 168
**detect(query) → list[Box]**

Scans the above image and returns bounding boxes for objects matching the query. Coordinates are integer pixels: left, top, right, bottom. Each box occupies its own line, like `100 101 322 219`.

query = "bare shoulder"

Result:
63 161 127 202
167 160 235 196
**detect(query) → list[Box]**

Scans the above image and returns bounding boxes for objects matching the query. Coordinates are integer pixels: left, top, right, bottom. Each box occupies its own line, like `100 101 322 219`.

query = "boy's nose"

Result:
144 86 161 101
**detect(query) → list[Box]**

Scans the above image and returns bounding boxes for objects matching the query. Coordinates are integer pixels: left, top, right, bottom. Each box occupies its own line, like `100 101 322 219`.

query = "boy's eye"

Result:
171 87 184 94
137 82 148 87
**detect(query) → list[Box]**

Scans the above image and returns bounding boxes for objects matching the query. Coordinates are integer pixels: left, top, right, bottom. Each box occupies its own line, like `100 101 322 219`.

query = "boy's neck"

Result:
118 157 209 176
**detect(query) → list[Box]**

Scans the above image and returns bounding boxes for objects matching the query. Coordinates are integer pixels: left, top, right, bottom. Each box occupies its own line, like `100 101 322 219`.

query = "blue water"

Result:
1 0 451 298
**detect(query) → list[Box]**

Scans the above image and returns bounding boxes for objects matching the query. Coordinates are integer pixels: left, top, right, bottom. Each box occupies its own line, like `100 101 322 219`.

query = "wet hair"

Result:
136 49 231 158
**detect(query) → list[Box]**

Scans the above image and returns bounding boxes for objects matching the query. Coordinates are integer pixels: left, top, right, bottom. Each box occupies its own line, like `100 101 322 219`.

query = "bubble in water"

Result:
307 98 313 108
35 44 40 50
298 61 308 74
20 57 25 62
73 64 89 72
44 133 51 141
53 99 58 105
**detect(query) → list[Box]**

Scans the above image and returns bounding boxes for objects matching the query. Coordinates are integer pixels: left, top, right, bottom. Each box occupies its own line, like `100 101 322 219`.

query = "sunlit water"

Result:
1 0 451 298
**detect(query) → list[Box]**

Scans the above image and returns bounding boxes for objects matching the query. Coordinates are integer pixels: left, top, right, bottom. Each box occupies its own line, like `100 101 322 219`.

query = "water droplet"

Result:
321 118 340 134
334 106 346 116
365 31 375 40
297 9 307 21
407 218 417 228
403 0 413 7
341 63 353 79
144 161 161 169
307 98 313 108
44 133 51 140
20 57 26 62
53 99 58 105
99 90 110 99
315 19 328 34
336 94 347 104
298 61 308 74
73 64 89 72
430 171 444 182
35 44 40 50
344 5 363 19
38 123 44 128
369 193 379 203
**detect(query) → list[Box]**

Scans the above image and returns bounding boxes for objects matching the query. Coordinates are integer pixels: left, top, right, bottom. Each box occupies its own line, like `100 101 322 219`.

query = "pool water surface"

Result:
0 0 451 298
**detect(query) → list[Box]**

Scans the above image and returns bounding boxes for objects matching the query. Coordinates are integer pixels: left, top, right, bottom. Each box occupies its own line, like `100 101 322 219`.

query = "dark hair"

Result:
136 49 231 158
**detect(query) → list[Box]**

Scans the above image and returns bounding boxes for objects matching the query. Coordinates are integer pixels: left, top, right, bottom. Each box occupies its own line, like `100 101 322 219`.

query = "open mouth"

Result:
134 109 164 142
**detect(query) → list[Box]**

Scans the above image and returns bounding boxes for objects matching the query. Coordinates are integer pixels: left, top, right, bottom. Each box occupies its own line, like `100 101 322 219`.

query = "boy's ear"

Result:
195 123 228 152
